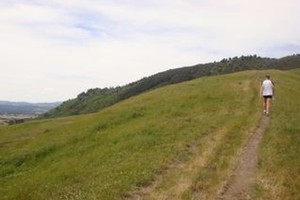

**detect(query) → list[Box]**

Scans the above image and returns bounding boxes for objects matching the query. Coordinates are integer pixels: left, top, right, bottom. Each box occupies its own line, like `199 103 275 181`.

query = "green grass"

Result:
255 69 300 200
0 69 299 200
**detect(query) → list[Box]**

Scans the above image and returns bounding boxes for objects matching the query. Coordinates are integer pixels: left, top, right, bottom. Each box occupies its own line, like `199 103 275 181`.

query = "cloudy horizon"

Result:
0 0 299 103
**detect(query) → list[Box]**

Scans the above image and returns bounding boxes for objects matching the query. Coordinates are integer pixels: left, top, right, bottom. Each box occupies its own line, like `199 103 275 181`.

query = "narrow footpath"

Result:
124 116 269 200
218 116 269 200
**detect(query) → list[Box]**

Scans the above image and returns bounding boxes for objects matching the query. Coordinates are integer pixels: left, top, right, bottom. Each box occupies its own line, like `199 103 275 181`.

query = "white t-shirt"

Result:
262 79 274 96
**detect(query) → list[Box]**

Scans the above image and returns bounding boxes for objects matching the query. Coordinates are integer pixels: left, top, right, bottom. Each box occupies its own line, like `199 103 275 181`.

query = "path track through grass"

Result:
218 116 269 200
125 126 232 200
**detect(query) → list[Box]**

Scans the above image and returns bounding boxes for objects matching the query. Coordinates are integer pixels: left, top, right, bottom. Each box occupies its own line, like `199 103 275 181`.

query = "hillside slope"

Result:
0 69 299 200
43 54 300 118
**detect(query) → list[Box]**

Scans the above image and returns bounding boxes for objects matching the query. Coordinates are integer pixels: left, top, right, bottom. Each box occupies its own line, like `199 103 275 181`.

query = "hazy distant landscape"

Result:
0 114 35 125
0 101 61 125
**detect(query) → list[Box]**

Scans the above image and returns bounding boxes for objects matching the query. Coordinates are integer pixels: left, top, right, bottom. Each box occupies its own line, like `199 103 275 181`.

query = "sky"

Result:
0 0 299 103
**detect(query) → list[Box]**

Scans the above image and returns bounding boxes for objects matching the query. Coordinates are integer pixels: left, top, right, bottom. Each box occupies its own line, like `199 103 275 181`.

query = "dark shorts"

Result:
263 95 272 99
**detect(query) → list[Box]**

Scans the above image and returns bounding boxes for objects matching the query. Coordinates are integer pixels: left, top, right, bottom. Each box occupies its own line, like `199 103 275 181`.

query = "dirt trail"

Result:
218 116 269 200
124 116 269 200
123 127 230 200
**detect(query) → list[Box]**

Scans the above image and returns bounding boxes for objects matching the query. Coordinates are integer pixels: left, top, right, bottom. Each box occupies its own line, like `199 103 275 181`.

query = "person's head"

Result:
266 75 270 80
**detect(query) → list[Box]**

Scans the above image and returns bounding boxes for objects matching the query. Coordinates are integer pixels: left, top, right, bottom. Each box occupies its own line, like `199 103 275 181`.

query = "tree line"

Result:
42 54 300 118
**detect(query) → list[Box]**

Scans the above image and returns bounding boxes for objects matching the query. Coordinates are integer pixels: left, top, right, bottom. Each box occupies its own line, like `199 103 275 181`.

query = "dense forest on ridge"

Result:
43 54 300 118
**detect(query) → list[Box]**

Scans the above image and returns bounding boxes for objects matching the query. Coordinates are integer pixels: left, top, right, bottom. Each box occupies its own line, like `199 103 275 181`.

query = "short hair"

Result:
266 75 270 79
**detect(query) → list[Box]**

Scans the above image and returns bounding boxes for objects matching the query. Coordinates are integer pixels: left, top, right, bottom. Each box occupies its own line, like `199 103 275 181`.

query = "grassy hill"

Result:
0 69 299 199
43 54 300 118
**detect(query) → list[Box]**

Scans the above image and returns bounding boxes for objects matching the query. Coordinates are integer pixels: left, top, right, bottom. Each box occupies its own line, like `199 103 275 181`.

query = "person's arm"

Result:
272 81 275 97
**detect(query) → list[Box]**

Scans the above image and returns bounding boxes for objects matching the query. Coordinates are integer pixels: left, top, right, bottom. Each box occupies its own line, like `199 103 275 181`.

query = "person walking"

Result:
260 75 275 116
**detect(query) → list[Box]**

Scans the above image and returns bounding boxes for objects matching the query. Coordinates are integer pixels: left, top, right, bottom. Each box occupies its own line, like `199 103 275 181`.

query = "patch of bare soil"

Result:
217 116 269 200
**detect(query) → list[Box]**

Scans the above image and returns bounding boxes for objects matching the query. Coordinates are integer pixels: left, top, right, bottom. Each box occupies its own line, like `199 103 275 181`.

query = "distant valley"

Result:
0 101 61 125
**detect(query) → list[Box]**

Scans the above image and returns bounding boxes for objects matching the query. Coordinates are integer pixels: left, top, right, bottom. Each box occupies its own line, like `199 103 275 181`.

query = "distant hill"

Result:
43 54 300 118
0 101 61 115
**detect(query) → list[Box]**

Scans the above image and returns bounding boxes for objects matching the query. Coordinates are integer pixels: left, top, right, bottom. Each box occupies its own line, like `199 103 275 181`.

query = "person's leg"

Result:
266 98 271 115
263 97 267 114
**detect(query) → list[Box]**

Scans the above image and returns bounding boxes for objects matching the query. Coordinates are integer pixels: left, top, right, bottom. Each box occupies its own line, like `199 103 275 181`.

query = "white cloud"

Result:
0 0 299 102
